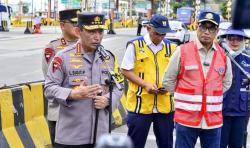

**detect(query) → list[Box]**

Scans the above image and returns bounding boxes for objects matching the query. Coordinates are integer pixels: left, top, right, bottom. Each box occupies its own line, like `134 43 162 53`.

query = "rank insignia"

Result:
44 48 54 63
56 45 65 49
61 38 67 45
71 64 82 69
75 43 82 55
52 57 63 73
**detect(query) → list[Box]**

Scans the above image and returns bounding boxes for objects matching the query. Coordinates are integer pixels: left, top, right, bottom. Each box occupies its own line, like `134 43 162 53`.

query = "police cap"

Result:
198 11 220 26
77 13 106 30
59 9 81 22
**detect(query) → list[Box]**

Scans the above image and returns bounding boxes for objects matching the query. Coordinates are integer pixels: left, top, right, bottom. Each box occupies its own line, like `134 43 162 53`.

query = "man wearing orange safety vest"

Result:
162 11 232 148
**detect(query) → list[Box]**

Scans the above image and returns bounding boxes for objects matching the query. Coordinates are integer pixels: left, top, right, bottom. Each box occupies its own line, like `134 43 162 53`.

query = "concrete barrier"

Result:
0 81 127 147
24 21 33 34
0 20 9 32
0 83 51 147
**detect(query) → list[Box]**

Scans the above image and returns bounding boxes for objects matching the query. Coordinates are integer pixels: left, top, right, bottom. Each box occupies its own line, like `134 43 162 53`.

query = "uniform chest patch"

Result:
216 67 225 75
44 48 54 63
241 60 250 67
52 57 63 73
56 45 65 49
69 70 85 76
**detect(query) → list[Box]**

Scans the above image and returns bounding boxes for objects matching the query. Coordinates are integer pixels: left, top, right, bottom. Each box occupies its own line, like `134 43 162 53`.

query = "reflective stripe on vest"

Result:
135 72 144 113
174 41 226 126
174 92 223 111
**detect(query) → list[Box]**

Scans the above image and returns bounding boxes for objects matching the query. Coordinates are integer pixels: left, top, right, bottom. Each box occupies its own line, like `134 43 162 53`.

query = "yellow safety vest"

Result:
126 38 176 114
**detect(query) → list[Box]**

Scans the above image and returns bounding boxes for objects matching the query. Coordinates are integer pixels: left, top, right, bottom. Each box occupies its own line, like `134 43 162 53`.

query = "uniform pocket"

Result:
240 91 250 111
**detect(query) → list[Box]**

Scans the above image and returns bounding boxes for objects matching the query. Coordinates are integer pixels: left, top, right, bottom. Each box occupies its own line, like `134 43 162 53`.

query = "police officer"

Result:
163 11 232 148
44 12 123 148
220 27 250 148
42 8 80 145
121 14 176 148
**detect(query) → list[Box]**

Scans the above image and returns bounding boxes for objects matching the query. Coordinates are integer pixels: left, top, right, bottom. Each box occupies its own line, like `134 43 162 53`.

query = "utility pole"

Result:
48 0 51 19
129 0 132 19
18 0 23 19
227 0 232 21
31 0 34 20
41 0 42 11
195 0 200 22
81 0 87 11
107 0 116 34
147 0 153 19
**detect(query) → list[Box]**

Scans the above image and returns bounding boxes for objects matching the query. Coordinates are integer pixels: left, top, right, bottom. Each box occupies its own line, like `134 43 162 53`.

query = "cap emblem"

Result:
162 21 167 26
92 16 102 25
205 13 213 20
76 10 81 14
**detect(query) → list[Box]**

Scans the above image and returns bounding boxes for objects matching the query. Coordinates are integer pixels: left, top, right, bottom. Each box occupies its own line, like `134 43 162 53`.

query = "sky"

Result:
5 0 66 12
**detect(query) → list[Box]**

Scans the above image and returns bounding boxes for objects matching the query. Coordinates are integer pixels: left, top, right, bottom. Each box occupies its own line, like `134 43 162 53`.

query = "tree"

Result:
22 3 29 14
219 1 227 20
170 1 186 18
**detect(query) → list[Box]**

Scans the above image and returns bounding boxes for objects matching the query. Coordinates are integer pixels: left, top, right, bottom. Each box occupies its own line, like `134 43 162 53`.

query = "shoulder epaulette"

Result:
49 38 59 43
105 49 115 59
61 44 76 53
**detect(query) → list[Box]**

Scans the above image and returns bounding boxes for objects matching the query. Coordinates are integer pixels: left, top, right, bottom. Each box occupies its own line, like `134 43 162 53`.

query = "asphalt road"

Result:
0 26 137 86
0 26 250 148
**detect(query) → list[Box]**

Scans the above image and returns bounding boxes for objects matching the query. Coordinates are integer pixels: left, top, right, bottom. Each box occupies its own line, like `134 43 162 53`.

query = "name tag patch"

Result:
185 65 198 70
69 70 85 76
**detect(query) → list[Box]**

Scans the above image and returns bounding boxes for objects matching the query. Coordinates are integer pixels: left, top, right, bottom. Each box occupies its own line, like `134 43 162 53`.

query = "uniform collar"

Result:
196 37 217 51
74 41 101 63
143 33 164 46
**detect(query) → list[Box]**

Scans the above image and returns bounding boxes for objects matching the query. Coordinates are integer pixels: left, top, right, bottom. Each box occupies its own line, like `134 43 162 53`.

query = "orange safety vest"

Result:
174 41 227 127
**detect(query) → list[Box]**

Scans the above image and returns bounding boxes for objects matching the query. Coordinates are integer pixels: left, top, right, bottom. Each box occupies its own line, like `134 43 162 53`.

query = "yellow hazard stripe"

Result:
30 83 51 146
30 83 44 117
120 95 127 113
112 94 127 126
0 89 24 147
112 109 123 126
22 85 51 147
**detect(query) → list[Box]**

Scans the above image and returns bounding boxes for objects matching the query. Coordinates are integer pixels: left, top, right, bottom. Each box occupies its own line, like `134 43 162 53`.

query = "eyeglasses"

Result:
198 25 217 33
227 35 244 42
155 32 166 36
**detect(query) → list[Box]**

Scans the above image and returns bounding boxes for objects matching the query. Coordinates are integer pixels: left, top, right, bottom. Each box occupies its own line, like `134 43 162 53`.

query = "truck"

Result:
176 7 194 26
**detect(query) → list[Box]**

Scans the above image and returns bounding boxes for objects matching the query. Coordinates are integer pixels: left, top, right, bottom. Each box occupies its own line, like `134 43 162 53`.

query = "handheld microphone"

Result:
96 45 110 60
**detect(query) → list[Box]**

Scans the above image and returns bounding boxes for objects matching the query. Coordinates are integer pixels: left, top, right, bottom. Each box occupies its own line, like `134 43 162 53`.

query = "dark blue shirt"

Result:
223 50 250 116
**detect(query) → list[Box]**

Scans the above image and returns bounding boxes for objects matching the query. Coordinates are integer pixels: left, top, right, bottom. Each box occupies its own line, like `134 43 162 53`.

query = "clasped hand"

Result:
69 81 109 109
